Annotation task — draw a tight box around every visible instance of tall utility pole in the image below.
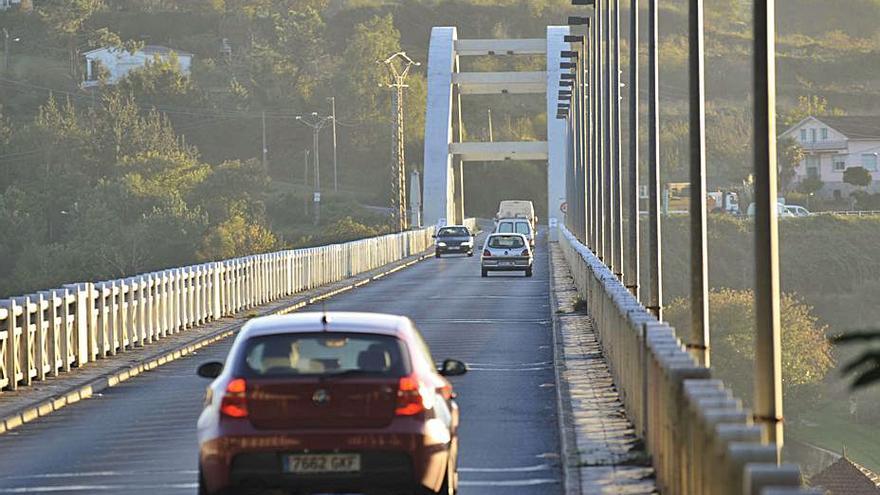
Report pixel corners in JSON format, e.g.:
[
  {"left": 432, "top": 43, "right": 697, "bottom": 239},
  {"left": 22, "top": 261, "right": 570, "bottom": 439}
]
[
  {"left": 380, "top": 52, "right": 420, "bottom": 232},
  {"left": 327, "top": 96, "right": 338, "bottom": 192},
  {"left": 303, "top": 149, "right": 310, "bottom": 213},
  {"left": 295, "top": 112, "right": 332, "bottom": 226},
  {"left": 3, "top": 28, "right": 9, "bottom": 73},
  {"left": 261, "top": 110, "right": 268, "bottom": 171}
]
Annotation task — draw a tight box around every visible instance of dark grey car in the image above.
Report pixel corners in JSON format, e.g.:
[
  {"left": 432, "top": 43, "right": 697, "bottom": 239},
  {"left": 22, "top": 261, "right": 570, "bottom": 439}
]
[{"left": 434, "top": 225, "right": 475, "bottom": 257}]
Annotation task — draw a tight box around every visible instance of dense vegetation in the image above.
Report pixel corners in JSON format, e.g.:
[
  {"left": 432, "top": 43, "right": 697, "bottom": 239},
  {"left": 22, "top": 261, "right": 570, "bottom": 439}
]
[{"left": 2, "top": 0, "right": 880, "bottom": 294}]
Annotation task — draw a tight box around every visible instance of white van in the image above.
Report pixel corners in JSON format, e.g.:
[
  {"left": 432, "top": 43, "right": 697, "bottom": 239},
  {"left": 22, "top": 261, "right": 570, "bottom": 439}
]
[
  {"left": 496, "top": 200, "right": 536, "bottom": 228},
  {"left": 495, "top": 218, "right": 535, "bottom": 248}
]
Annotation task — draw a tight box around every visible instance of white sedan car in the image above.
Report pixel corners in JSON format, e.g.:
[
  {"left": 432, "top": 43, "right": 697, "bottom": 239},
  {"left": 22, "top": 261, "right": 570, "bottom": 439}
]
[{"left": 480, "top": 233, "right": 533, "bottom": 277}]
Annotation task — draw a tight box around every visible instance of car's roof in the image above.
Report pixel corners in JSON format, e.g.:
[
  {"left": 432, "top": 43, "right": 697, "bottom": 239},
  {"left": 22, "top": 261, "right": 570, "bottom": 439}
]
[
  {"left": 439, "top": 224, "right": 468, "bottom": 228},
  {"left": 497, "top": 217, "right": 530, "bottom": 222},
  {"left": 240, "top": 312, "right": 413, "bottom": 339},
  {"left": 487, "top": 232, "right": 528, "bottom": 238}
]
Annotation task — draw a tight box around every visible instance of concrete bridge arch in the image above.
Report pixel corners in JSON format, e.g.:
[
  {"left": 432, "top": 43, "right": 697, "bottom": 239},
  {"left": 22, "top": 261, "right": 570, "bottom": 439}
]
[{"left": 421, "top": 26, "right": 571, "bottom": 239}]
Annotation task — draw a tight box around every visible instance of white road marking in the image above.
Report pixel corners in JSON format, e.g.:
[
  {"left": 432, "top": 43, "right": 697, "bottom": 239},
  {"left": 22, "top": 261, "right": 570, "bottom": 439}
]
[
  {"left": 464, "top": 361, "right": 552, "bottom": 367},
  {"left": 466, "top": 366, "right": 552, "bottom": 371},
  {"left": 0, "top": 471, "right": 197, "bottom": 480},
  {"left": 459, "top": 464, "right": 552, "bottom": 473},
  {"left": 0, "top": 484, "right": 197, "bottom": 493},
  {"left": 459, "top": 479, "right": 559, "bottom": 486}
]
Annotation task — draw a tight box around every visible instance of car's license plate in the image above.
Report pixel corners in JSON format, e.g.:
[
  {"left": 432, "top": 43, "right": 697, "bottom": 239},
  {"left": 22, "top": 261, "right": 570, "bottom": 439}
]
[
  {"left": 449, "top": 246, "right": 459, "bottom": 250},
  {"left": 501, "top": 261, "right": 514, "bottom": 266},
  {"left": 285, "top": 454, "right": 361, "bottom": 474}
]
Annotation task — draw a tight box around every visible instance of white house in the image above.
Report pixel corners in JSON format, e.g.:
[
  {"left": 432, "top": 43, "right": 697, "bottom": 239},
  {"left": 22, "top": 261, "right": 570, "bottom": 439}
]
[
  {"left": 780, "top": 115, "right": 880, "bottom": 199},
  {"left": 82, "top": 45, "right": 193, "bottom": 88}
]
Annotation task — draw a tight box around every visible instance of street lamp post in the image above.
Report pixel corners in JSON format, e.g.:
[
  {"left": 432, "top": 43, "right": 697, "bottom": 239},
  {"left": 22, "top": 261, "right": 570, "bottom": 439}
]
[{"left": 296, "top": 112, "right": 333, "bottom": 226}]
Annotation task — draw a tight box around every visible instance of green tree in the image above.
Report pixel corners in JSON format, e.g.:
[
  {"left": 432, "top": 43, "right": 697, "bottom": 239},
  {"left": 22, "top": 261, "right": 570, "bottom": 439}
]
[
  {"left": 666, "top": 289, "right": 835, "bottom": 411},
  {"left": 778, "top": 137, "right": 805, "bottom": 192},
  {"left": 197, "top": 213, "right": 277, "bottom": 260},
  {"left": 116, "top": 53, "right": 202, "bottom": 109},
  {"left": 799, "top": 176, "right": 824, "bottom": 195},
  {"left": 781, "top": 95, "right": 845, "bottom": 127},
  {"left": 36, "top": 0, "right": 137, "bottom": 81},
  {"left": 844, "top": 166, "right": 872, "bottom": 188}
]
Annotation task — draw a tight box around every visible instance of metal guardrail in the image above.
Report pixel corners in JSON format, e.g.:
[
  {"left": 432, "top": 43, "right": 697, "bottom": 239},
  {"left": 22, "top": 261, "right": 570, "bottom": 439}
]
[
  {"left": 558, "top": 225, "right": 815, "bottom": 495},
  {"left": 0, "top": 219, "right": 476, "bottom": 393}
]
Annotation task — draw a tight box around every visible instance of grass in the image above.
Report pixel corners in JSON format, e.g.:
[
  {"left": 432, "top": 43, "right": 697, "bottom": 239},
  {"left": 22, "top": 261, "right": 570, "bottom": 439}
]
[{"left": 788, "top": 399, "right": 880, "bottom": 473}]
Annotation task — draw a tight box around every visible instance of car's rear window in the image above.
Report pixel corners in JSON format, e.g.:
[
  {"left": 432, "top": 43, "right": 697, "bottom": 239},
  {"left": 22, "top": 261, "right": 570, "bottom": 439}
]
[
  {"left": 515, "top": 222, "right": 531, "bottom": 235},
  {"left": 237, "top": 333, "right": 411, "bottom": 377},
  {"left": 488, "top": 235, "right": 525, "bottom": 249},
  {"left": 497, "top": 222, "right": 514, "bottom": 233},
  {"left": 439, "top": 227, "right": 469, "bottom": 236}
]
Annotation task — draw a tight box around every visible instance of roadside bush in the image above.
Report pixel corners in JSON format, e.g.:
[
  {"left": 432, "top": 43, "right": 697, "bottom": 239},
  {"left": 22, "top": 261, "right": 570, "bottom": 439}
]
[{"left": 666, "top": 289, "right": 835, "bottom": 414}]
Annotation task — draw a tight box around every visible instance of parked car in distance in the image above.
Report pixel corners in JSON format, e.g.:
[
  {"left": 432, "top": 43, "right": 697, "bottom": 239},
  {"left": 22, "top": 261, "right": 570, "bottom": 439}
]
[
  {"left": 196, "top": 312, "right": 468, "bottom": 495},
  {"left": 746, "top": 202, "right": 806, "bottom": 218},
  {"left": 481, "top": 233, "right": 533, "bottom": 277},
  {"left": 495, "top": 218, "right": 535, "bottom": 248},
  {"left": 434, "top": 225, "right": 474, "bottom": 257},
  {"left": 496, "top": 200, "right": 536, "bottom": 229},
  {"left": 785, "top": 204, "right": 811, "bottom": 217}
]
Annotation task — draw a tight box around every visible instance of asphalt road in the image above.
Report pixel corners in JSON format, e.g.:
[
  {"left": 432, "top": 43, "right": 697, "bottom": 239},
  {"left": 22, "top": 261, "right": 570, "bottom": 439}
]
[{"left": 0, "top": 230, "right": 560, "bottom": 494}]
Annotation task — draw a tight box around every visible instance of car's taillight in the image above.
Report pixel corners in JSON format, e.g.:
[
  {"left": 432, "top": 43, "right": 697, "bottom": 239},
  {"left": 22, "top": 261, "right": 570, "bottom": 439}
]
[
  {"left": 395, "top": 376, "right": 425, "bottom": 416},
  {"left": 483, "top": 249, "right": 491, "bottom": 257},
  {"left": 521, "top": 249, "right": 530, "bottom": 256},
  {"left": 220, "top": 378, "right": 248, "bottom": 418}
]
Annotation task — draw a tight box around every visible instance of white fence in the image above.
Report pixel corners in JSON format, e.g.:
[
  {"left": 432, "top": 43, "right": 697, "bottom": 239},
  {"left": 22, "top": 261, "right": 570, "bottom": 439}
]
[
  {"left": 0, "top": 221, "right": 475, "bottom": 392},
  {"left": 557, "top": 225, "right": 818, "bottom": 495}
]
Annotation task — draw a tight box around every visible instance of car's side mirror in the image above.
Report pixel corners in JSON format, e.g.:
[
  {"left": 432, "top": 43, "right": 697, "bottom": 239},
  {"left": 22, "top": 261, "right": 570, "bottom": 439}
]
[
  {"left": 432, "top": 234, "right": 437, "bottom": 238},
  {"left": 439, "top": 359, "right": 468, "bottom": 377},
  {"left": 197, "top": 361, "right": 224, "bottom": 378}
]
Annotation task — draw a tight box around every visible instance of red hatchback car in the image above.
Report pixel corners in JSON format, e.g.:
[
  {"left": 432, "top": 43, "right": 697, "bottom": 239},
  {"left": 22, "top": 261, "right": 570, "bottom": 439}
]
[{"left": 196, "top": 312, "right": 467, "bottom": 495}]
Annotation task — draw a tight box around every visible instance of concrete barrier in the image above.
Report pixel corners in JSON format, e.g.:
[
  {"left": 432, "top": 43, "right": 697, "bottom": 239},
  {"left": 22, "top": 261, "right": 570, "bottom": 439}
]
[
  {"left": 557, "top": 224, "right": 813, "bottom": 495},
  {"left": 0, "top": 219, "right": 475, "bottom": 393}
]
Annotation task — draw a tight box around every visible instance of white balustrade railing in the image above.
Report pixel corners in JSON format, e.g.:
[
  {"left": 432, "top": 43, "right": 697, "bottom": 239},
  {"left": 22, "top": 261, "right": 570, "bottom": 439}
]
[
  {"left": 0, "top": 219, "right": 475, "bottom": 393},
  {"left": 557, "top": 225, "right": 813, "bottom": 495}
]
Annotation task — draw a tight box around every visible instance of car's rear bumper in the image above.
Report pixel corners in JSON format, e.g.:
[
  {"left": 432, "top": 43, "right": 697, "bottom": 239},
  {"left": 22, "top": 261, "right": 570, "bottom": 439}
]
[
  {"left": 200, "top": 420, "right": 450, "bottom": 494},
  {"left": 481, "top": 257, "right": 532, "bottom": 270},
  {"left": 436, "top": 245, "right": 472, "bottom": 253}
]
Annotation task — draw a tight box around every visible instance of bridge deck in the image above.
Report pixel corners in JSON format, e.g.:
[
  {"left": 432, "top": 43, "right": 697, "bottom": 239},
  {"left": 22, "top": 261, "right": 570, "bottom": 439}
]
[
  {"left": 0, "top": 229, "right": 562, "bottom": 494},
  {"left": 0, "top": 230, "right": 658, "bottom": 494}
]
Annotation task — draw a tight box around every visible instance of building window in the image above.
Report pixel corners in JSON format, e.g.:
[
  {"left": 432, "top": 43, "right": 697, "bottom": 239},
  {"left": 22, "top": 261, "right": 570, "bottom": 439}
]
[
  {"left": 862, "top": 153, "right": 878, "bottom": 172},
  {"left": 833, "top": 189, "right": 842, "bottom": 200},
  {"left": 833, "top": 156, "right": 847, "bottom": 171},
  {"left": 800, "top": 129, "right": 807, "bottom": 141},
  {"left": 806, "top": 155, "right": 820, "bottom": 178},
  {"left": 821, "top": 128, "right": 828, "bottom": 140},
  {"left": 810, "top": 129, "right": 817, "bottom": 142}
]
